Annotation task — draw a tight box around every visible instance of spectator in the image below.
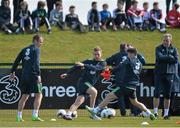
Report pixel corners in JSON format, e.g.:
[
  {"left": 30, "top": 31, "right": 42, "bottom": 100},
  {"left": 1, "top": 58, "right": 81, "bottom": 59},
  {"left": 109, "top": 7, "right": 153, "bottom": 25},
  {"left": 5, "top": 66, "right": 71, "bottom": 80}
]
[
  {"left": 100, "top": 4, "right": 112, "bottom": 31},
  {"left": 87, "top": 1, "right": 101, "bottom": 32},
  {"left": 46, "top": 0, "right": 62, "bottom": 18},
  {"left": 127, "top": 0, "right": 143, "bottom": 30},
  {"left": 0, "top": 0, "right": 16, "bottom": 34},
  {"left": 13, "top": 0, "right": 24, "bottom": 23},
  {"left": 150, "top": 2, "right": 166, "bottom": 32},
  {"left": 14, "top": 1, "right": 33, "bottom": 34},
  {"left": 49, "top": 2, "right": 64, "bottom": 29},
  {"left": 142, "top": 2, "right": 150, "bottom": 31},
  {"left": 32, "top": 0, "right": 51, "bottom": 34},
  {"left": 166, "top": 0, "right": 177, "bottom": 14},
  {"left": 166, "top": 3, "right": 180, "bottom": 28},
  {"left": 113, "top": 2, "right": 129, "bottom": 31},
  {"left": 65, "top": 6, "right": 86, "bottom": 33}
]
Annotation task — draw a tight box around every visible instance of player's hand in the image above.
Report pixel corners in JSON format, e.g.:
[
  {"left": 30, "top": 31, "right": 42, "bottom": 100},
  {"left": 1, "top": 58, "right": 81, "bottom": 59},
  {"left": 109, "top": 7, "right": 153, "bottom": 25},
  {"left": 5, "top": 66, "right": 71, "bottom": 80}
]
[
  {"left": 60, "top": 73, "right": 67, "bottom": 79},
  {"left": 75, "top": 62, "right": 84, "bottom": 67},
  {"left": 9, "top": 72, "right": 15, "bottom": 81},
  {"left": 37, "top": 76, "right": 42, "bottom": 84}
]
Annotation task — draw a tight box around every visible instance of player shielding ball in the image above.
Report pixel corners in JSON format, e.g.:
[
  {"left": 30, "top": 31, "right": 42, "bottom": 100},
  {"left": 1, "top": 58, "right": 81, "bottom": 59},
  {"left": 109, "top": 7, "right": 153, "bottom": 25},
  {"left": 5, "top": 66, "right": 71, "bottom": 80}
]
[
  {"left": 86, "top": 48, "right": 156, "bottom": 120},
  {"left": 9, "top": 34, "right": 44, "bottom": 122},
  {"left": 60, "top": 47, "right": 106, "bottom": 120}
]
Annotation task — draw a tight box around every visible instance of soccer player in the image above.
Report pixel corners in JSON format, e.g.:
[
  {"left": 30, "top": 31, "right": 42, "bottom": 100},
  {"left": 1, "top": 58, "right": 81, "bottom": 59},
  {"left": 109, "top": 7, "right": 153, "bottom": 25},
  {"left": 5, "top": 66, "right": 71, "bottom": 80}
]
[
  {"left": 9, "top": 34, "right": 44, "bottom": 122},
  {"left": 106, "top": 43, "right": 146, "bottom": 116},
  {"left": 60, "top": 47, "right": 106, "bottom": 120},
  {"left": 86, "top": 48, "right": 156, "bottom": 120},
  {"left": 153, "top": 34, "right": 179, "bottom": 119}
]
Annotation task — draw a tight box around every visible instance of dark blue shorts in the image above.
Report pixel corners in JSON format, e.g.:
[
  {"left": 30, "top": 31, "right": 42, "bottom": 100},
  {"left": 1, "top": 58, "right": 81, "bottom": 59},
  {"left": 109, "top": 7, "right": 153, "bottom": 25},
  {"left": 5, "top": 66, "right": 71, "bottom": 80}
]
[
  {"left": 154, "top": 74, "right": 174, "bottom": 99},
  {"left": 20, "top": 76, "right": 42, "bottom": 94}
]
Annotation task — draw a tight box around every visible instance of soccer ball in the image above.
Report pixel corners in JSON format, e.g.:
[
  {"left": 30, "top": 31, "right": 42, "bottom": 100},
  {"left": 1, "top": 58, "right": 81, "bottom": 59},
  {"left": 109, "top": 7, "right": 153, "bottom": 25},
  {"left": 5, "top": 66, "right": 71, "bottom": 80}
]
[
  {"left": 100, "top": 108, "right": 116, "bottom": 119},
  {"left": 71, "top": 111, "right": 78, "bottom": 118},
  {"left": 57, "top": 109, "right": 66, "bottom": 118}
]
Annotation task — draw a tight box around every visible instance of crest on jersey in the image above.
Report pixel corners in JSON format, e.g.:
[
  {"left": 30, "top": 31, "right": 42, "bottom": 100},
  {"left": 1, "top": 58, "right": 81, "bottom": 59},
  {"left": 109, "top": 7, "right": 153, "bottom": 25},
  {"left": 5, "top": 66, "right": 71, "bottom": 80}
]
[{"left": 0, "top": 75, "right": 21, "bottom": 104}]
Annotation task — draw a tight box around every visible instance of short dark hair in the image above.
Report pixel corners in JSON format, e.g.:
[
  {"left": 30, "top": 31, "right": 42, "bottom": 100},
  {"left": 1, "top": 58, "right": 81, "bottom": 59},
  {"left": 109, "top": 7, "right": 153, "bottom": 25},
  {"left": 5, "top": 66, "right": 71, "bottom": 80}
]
[
  {"left": 33, "top": 34, "right": 42, "bottom": 42},
  {"left": 92, "top": 1, "right": 97, "bottom": 6},
  {"left": 37, "top": 0, "right": 46, "bottom": 9},
  {"left": 102, "top": 3, "right": 108, "bottom": 8},
  {"left": 127, "top": 48, "right": 137, "bottom": 55},
  {"left": 55, "top": 2, "right": 62, "bottom": 7},
  {"left": 174, "top": 3, "right": 179, "bottom": 10},
  {"left": 153, "top": 2, "right": 159, "bottom": 6},
  {"left": 69, "top": 5, "right": 75, "bottom": 10},
  {"left": 120, "top": 43, "right": 127, "bottom": 51},
  {"left": 143, "top": 2, "right": 148, "bottom": 6}
]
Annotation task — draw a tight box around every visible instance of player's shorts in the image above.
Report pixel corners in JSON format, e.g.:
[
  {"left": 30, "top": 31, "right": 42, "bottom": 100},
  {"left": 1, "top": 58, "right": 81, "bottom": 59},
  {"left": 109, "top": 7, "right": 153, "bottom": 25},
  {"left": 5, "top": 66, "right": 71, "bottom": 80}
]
[
  {"left": 20, "top": 76, "right": 42, "bottom": 94},
  {"left": 112, "top": 86, "right": 137, "bottom": 99},
  {"left": 77, "top": 79, "right": 93, "bottom": 96},
  {"left": 154, "top": 74, "right": 174, "bottom": 99}
]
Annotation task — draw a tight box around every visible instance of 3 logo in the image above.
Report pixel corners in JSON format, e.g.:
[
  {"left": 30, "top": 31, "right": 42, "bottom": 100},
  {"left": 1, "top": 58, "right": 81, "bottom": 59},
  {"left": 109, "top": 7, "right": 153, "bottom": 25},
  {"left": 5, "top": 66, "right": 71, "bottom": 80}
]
[{"left": 0, "top": 75, "right": 21, "bottom": 104}]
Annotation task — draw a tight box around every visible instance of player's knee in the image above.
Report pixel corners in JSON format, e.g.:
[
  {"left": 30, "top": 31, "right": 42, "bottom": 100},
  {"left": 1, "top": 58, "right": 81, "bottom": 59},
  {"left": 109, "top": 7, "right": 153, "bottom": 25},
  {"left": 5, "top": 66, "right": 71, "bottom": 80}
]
[
  {"left": 90, "top": 88, "right": 97, "bottom": 97},
  {"left": 130, "top": 98, "right": 138, "bottom": 106}
]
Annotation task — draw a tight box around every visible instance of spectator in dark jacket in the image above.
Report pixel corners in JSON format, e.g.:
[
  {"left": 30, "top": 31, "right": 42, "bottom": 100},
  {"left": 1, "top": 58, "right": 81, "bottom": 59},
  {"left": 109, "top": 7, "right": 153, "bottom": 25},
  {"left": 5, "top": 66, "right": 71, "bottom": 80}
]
[
  {"left": 0, "top": 0, "right": 16, "bottom": 34},
  {"left": 32, "top": 0, "right": 51, "bottom": 34},
  {"left": 153, "top": 33, "right": 179, "bottom": 120},
  {"left": 65, "top": 6, "right": 85, "bottom": 33},
  {"left": 113, "top": 2, "right": 129, "bottom": 31},
  {"left": 117, "top": 0, "right": 132, "bottom": 12},
  {"left": 13, "top": 0, "right": 24, "bottom": 23},
  {"left": 87, "top": 1, "right": 101, "bottom": 32},
  {"left": 14, "top": 1, "right": 33, "bottom": 34}
]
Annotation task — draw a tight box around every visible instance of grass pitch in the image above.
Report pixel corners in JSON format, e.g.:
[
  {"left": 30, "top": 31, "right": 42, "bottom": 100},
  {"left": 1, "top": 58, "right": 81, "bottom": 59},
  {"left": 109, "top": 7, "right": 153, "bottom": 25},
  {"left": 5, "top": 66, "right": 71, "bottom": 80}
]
[
  {"left": 0, "top": 110, "right": 179, "bottom": 127},
  {"left": 0, "top": 28, "right": 179, "bottom": 63}
]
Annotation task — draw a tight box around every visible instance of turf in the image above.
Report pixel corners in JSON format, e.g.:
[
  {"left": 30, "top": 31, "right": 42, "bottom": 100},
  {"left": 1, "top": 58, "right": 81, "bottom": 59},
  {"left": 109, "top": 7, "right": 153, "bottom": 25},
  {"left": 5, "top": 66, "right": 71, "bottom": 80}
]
[
  {"left": 0, "top": 28, "right": 179, "bottom": 64},
  {"left": 0, "top": 110, "right": 179, "bottom": 127}
]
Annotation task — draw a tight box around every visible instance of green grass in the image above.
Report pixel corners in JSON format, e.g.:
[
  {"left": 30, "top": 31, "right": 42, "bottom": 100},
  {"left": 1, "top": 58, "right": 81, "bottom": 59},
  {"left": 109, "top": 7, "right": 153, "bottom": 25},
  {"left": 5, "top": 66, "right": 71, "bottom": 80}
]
[
  {"left": 0, "top": 28, "right": 180, "bottom": 63},
  {"left": 0, "top": 110, "right": 179, "bottom": 127}
]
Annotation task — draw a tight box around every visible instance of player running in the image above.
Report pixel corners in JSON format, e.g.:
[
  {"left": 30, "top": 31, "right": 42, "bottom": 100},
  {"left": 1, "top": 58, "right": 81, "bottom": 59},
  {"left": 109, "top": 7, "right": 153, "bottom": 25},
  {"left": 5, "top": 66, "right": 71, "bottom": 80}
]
[
  {"left": 9, "top": 34, "right": 44, "bottom": 122},
  {"left": 60, "top": 47, "right": 106, "bottom": 120},
  {"left": 86, "top": 48, "right": 156, "bottom": 120}
]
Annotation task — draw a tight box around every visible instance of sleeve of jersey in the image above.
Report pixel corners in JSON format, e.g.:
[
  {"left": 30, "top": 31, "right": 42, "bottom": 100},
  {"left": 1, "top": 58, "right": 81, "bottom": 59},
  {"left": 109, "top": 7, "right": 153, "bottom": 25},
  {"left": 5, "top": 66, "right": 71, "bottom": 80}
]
[
  {"left": 33, "top": 48, "right": 41, "bottom": 76},
  {"left": 11, "top": 50, "right": 23, "bottom": 73},
  {"left": 137, "top": 54, "right": 146, "bottom": 65},
  {"left": 66, "top": 60, "right": 88, "bottom": 76},
  {"left": 84, "top": 61, "right": 107, "bottom": 71},
  {"left": 111, "top": 63, "right": 123, "bottom": 73}
]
